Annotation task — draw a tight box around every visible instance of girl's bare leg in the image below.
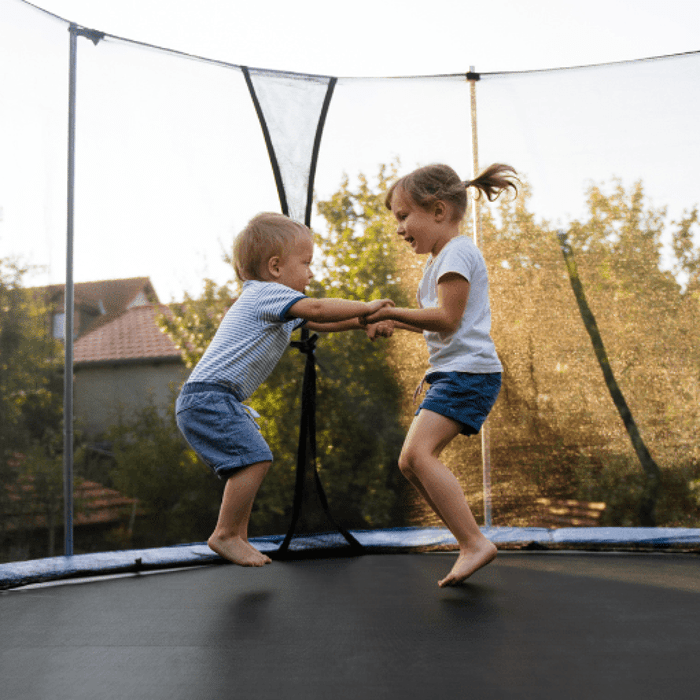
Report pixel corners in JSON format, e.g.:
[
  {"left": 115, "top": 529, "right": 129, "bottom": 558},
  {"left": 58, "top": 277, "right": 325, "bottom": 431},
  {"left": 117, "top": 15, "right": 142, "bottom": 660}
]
[
  {"left": 208, "top": 461, "right": 272, "bottom": 566},
  {"left": 400, "top": 410, "right": 497, "bottom": 587}
]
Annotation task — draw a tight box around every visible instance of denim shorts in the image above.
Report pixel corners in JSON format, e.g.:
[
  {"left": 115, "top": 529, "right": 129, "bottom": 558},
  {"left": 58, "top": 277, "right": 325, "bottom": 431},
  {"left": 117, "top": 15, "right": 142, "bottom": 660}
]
[
  {"left": 175, "top": 382, "right": 273, "bottom": 479},
  {"left": 417, "top": 371, "right": 502, "bottom": 435}
]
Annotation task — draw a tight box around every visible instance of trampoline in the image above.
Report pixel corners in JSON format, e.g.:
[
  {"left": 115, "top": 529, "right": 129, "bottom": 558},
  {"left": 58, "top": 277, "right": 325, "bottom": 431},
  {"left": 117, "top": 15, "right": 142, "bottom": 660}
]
[
  {"left": 2, "top": 6, "right": 700, "bottom": 698},
  {"left": 1, "top": 542, "right": 699, "bottom": 700},
  {"left": 2, "top": 529, "right": 700, "bottom": 700}
]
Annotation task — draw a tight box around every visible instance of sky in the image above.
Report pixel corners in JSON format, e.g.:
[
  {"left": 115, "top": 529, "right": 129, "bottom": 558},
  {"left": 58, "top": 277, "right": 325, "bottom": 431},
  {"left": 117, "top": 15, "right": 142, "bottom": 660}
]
[
  {"left": 2, "top": 0, "right": 700, "bottom": 301},
  {"left": 24, "top": 0, "right": 700, "bottom": 76}
]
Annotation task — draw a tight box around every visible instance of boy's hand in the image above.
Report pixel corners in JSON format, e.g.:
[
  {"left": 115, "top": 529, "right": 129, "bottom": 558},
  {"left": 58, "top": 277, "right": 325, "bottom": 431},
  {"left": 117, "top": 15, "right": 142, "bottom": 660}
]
[
  {"left": 365, "top": 320, "right": 394, "bottom": 341},
  {"left": 359, "top": 299, "right": 394, "bottom": 326}
]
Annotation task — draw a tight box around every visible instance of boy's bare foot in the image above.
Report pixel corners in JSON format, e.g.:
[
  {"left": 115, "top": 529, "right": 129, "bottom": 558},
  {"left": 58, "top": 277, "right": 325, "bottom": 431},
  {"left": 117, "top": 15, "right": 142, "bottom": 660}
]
[
  {"left": 208, "top": 534, "right": 271, "bottom": 567},
  {"left": 438, "top": 540, "right": 497, "bottom": 587}
]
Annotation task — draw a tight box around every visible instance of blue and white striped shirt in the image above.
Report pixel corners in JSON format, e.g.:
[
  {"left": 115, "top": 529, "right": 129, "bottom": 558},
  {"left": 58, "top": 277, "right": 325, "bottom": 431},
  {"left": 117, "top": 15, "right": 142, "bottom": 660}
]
[{"left": 186, "top": 280, "right": 306, "bottom": 400}]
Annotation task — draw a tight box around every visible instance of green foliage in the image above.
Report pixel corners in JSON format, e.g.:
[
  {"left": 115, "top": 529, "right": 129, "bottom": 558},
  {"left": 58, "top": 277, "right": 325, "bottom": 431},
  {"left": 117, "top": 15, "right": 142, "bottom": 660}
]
[
  {"left": 108, "top": 401, "right": 222, "bottom": 546},
  {"left": 315, "top": 164, "right": 409, "bottom": 307},
  {"left": 479, "top": 176, "right": 700, "bottom": 525},
  {"left": 1, "top": 258, "right": 65, "bottom": 557},
  {"left": 574, "top": 454, "right": 700, "bottom": 527},
  {"left": 0, "top": 259, "right": 63, "bottom": 453},
  {"left": 157, "top": 278, "right": 235, "bottom": 369},
  {"left": 672, "top": 206, "right": 700, "bottom": 287}
]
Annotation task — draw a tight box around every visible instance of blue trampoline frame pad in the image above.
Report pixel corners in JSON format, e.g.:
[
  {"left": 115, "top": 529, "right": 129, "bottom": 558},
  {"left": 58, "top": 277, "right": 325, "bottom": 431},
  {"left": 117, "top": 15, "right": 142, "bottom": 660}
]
[{"left": 2, "top": 526, "right": 700, "bottom": 590}]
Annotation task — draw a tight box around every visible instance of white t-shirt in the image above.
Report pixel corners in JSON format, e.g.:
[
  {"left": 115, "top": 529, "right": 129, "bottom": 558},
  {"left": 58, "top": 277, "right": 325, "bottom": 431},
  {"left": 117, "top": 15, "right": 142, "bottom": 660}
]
[
  {"left": 418, "top": 235, "right": 502, "bottom": 374},
  {"left": 186, "top": 280, "right": 306, "bottom": 400}
]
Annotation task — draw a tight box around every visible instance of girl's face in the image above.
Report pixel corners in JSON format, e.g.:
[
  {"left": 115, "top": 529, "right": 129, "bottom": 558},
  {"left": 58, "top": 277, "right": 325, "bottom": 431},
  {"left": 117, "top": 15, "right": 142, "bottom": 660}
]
[{"left": 390, "top": 186, "right": 449, "bottom": 256}]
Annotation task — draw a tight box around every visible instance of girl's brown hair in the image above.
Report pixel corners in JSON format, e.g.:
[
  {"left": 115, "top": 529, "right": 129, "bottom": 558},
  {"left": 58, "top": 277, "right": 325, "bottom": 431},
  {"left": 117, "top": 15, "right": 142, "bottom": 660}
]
[
  {"left": 233, "top": 212, "right": 311, "bottom": 282},
  {"left": 385, "top": 163, "right": 519, "bottom": 221}
]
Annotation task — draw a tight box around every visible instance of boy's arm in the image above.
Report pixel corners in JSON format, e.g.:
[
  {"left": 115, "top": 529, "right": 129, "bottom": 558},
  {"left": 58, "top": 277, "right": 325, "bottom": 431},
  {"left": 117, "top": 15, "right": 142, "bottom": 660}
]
[
  {"left": 305, "top": 318, "right": 363, "bottom": 332},
  {"left": 302, "top": 320, "right": 394, "bottom": 341},
  {"left": 288, "top": 297, "right": 393, "bottom": 324}
]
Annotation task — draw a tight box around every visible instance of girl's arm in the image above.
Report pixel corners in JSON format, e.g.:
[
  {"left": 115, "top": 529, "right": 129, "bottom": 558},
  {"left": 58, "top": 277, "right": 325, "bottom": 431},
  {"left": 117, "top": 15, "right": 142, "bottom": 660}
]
[
  {"left": 392, "top": 321, "right": 425, "bottom": 334},
  {"left": 363, "top": 273, "right": 469, "bottom": 334}
]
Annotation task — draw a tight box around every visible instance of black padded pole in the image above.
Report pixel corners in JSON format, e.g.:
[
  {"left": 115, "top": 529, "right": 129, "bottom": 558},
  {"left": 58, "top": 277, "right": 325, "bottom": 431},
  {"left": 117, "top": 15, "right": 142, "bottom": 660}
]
[{"left": 276, "top": 332, "right": 363, "bottom": 556}]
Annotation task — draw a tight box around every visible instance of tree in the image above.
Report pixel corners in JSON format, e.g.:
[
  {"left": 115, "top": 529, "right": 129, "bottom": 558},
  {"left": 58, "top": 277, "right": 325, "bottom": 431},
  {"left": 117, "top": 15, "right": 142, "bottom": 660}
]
[
  {"left": 0, "top": 258, "right": 65, "bottom": 559},
  {"left": 107, "top": 400, "right": 223, "bottom": 547},
  {"left": 482, "top": 177, "right": 699, "bottom": 525},
  {"left": 557, "top": 229, "right": 661, "bottom": 525}
]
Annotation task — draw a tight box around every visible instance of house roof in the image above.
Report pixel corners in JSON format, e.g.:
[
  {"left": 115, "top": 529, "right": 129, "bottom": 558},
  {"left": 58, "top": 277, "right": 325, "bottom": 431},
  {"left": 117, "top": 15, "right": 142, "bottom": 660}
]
[
  {"left": 6, "top": 478, "right": 139, "bottom": 530},
  {"left": 34, "top": 277, "right": 159, "bottom": 336},
  {"left": 74, "top": 304, "right": 182, "bottom": 365}
]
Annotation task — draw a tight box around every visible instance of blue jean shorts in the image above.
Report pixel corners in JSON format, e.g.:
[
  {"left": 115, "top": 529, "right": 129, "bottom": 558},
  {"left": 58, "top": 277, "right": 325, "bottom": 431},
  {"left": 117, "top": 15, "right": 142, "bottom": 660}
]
[
  {"left": 175, "top": 382, "right": 273, "bottom": 479},
  {"left": 417, "top": 371, "right": 502, "bottom": 435}
]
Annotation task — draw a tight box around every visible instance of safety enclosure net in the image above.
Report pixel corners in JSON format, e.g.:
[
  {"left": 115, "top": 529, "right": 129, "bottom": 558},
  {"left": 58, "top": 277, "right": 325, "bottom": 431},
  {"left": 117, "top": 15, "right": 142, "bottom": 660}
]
[{"left": 1, "top": 0, "right": 699, "bottom": 563}]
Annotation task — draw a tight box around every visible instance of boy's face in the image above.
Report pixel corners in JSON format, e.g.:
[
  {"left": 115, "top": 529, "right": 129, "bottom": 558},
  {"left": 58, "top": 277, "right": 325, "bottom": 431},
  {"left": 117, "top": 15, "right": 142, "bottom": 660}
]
[{"left": 274, "top": 233, "right": 314, "bottom": 293}]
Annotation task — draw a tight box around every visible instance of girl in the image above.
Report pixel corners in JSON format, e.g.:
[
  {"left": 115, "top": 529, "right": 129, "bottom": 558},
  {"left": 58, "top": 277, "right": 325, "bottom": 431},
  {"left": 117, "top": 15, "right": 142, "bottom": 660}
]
[{"left": 363, "top": 163, "right": 518, "bottom": 587}]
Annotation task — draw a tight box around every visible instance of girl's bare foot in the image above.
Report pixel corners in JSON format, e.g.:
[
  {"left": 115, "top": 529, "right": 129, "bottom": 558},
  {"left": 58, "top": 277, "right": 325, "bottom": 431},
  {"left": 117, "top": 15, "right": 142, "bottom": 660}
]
[
  {"left": 438, "top": 540, "right": 497, "bottom": 587},
  {"left": 208, "top": 534, "right": 271, "bottom": 567}
]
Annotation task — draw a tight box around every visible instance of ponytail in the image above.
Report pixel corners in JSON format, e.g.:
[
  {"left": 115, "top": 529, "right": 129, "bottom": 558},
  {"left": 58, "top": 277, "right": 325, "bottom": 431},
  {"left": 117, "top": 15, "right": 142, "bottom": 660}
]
[
  {"left": 464, "top": 163, "right": 519, "bottom": 202},
  {"left": 386, "top": 162, "right": 518, "bottom": 221}
]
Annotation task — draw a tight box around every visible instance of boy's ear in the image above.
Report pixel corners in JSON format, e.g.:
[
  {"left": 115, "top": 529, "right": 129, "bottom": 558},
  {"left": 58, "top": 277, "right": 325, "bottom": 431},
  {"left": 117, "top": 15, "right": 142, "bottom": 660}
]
[{"left": 266, "top": 256, "right": 282, "bottom": 280}]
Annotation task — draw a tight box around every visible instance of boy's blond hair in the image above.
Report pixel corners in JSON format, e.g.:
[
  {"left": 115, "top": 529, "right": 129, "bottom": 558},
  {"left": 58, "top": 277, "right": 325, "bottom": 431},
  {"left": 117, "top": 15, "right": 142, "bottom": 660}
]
[{"left": 233, "top": 212, "right": 311, "bottom": 282}]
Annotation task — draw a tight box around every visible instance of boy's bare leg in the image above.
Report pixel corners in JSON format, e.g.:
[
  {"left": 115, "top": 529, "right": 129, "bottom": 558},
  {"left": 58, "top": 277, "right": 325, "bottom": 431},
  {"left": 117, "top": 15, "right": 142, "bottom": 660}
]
[
  {"left": 208, "top": 461, "right": 272, "bottom": 566},
  {"left": 400, "top": 410, "right": 497, "bottom": 587}
]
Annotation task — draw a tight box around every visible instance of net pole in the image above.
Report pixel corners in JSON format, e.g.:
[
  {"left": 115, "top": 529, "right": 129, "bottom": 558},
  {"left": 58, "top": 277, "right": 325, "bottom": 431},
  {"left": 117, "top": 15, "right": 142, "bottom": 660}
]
[
  {"left": 63, "top": 25, "right": 79, "bottom": 557},
  {"left": 468, "top": 66, "right": 493, "bottom": 528}
]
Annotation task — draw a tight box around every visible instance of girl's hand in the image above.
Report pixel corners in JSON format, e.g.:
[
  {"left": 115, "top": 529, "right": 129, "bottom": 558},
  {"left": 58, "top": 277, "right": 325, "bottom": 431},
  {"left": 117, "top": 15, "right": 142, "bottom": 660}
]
[
  {"left": 365, "top": 320, "right": 394, "bottom": 340},
  {"left": 362, "top": 303, "right": 394, "bottom": 325},
  {"left": 359, "top": 299, "right": 394, "bottom": 326},
  {"left": 366, "top": 298, "right": 394, "bottom": 315}
]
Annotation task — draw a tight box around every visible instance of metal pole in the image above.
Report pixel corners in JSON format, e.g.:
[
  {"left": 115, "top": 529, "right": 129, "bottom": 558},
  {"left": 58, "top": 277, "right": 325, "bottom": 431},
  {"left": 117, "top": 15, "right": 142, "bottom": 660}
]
[
  {"left": 64, "top": 25, "right": 78, "bottom": 557},
  {"left": 468, "top": 66, "right": 493, "bottom": 528}
]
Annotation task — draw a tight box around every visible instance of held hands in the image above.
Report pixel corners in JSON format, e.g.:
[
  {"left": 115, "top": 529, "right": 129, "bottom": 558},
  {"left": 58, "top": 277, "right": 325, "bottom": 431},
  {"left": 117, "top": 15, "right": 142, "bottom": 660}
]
[
  {"left": 359, "top": 299, "right": 394, "bottom": 341},
  {"left": 358, "top": 298, "right": 394, "bottom": 327},
  {"left": 365, "top": 320, "right": 394, "bottom": 341},
  {"left": 361, "top": 300, "right": 394, "bottom": 326}
]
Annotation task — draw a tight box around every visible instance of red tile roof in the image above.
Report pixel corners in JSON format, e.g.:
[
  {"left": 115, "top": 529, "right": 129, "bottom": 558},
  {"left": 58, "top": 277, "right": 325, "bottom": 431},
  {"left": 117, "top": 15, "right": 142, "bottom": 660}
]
[
  {"left": 32, "top": 277, "right": 158, "bottom": 337},
  {"left": 74, "top": 304, "right": 182, "bottom": 365},
  {"left": 6, "top": 478, "right": 140, "bottom": 529}
]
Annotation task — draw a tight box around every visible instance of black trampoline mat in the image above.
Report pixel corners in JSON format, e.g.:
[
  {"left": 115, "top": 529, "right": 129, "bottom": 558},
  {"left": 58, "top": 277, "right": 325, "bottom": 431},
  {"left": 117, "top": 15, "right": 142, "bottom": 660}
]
[{"left": 2, "top": 551, "right": 699, "bottom": 700}]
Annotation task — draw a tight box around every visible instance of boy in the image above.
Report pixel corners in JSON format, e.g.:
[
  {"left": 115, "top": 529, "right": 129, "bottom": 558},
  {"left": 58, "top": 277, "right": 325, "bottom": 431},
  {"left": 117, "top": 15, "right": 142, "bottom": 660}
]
[{"left": 176, "top": 212, "right": 393, "bottom": 567}]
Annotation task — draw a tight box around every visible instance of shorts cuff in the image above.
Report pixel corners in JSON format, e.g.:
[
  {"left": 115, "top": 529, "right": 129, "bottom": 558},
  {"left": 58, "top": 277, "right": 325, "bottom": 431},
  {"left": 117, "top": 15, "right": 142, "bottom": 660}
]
[
  {"left": 214, "top": 452, "right": 274, "bottom": 479},
  {"left": 417, "top": 402, "right": 480, "bottom": 435}
]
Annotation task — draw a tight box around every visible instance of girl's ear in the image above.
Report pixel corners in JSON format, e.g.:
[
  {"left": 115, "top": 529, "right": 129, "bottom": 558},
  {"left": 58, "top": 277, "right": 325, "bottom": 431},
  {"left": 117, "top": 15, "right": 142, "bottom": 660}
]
[{"left": 433, "top": 200, "right": 448, "bottom": 222}]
